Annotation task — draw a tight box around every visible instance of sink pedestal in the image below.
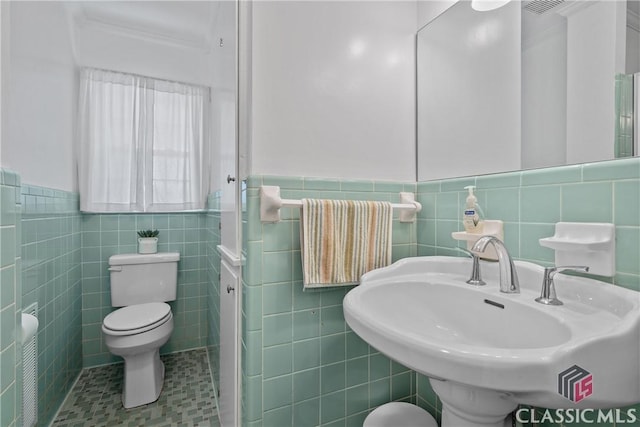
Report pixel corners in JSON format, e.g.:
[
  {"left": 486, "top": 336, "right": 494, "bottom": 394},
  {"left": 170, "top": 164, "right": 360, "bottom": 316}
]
[{"left": 430, "top": 379, "right": 517, "bottom": 427}]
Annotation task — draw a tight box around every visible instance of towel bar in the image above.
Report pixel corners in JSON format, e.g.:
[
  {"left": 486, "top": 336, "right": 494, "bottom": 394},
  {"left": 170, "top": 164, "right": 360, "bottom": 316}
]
[{"left": 259, "top": 185, "right": 422, "bottom": 223}]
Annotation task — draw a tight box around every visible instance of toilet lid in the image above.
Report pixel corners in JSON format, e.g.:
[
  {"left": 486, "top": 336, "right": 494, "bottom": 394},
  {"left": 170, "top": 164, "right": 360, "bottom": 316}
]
[{"left": 103, "top": 302, "right": 171, "bottom": 331}]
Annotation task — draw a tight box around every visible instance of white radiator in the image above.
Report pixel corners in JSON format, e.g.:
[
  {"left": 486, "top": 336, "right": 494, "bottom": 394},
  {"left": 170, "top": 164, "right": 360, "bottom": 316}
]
[{"left": 22, "top": 303, "right": 38, "bottom": 427}]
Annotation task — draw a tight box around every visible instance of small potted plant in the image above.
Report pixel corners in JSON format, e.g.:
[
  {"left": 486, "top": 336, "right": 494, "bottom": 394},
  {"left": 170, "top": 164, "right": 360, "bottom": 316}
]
[{"left": 137, "top": 229, "right": 159, "bottom": 254}]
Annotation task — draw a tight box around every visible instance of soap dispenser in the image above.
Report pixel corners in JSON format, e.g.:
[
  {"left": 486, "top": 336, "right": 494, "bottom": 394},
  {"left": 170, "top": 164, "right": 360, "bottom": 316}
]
[{"left": 463, "top": 186, "right": 483, "bottom": 234}]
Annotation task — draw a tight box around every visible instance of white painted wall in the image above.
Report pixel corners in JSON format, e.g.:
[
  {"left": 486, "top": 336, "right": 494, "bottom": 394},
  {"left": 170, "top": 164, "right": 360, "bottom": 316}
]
[
  {"left": 3, "top": 2, "right": 228, "bottom": 194},
  {"left": 627, "top": 4, "right": 640, "bottom": 74},
  {"left": 210, "top": 1, "right": 237, "bottom": 194},
  {"left": 248, "top": 1, "right": 416, "bottom": 182},
  {"left": 238, "top": 1, "right": 252, "bottom": 182},
  {"left": 521, "top": 12, "right": 567, "bottom": 169},
  {"left": 565, "top": 1, "right": 627, "bottom": 164},
  {"left": 417, "top": 0, "right": 457, "bottom": 30},
  {"left": 3, "top": 2, "right": 77, "bottom": 191},
  {"left": 71, "top": 13, "right": 215, "bottom": 88},
  {"left": 417, "top": 0, "right": 521, "bottom": 180},
  {"left": 629, "top": 26, "right": 640, "bottom": 74},
  {"left": 208, "top": 1, "right": 239, "bottom": 255},
  {"left": 0, "top": 3, "right": 7, "bottom": 167}
]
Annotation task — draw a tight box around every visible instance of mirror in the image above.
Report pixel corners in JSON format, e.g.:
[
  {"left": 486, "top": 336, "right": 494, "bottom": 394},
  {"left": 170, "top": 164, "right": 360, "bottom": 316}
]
[
  {"left": 4, "top": 0, "right": 236, "bottom": 196},
  {"left": 417, "top": 0, "right": 640, "bottom": 181},
  {"left": 3, "top": 0, "right": 236, "bottom": 423}
]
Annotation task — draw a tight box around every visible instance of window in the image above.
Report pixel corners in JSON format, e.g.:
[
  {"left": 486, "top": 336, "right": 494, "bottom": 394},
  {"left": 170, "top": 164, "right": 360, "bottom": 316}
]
[{"left": 77, "top": 68, "right": 209, "bottom": 212}]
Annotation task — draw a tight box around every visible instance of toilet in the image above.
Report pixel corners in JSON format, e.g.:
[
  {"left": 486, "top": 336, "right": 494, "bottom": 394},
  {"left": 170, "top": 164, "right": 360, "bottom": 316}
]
[
  {"left": 363, "top": 402, "right": 438, "bottom": 427},
  {"left": 102, "top": 252, "right": 180, "bottom": 409}
]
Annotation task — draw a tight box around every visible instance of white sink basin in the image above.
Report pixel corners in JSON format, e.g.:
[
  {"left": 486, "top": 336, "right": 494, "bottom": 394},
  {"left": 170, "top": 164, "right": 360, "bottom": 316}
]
[
  {"left": 357, "top": 280, "right": 573, "bottom": 350},
  {"left": 343, "top": 256, "right": 640, "bottom": 426}
]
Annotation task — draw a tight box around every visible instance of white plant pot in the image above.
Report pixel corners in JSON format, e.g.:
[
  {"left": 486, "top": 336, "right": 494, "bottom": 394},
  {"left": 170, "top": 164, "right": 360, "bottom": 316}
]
[{"left": 138, "top": 237, "right": 158, "bottom": 254}]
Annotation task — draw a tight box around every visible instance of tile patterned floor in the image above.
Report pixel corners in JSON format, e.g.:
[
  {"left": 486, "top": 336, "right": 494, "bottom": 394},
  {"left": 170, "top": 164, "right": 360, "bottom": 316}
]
[{"left": 52, "top": 349, "right": 220, "bottom": 427}]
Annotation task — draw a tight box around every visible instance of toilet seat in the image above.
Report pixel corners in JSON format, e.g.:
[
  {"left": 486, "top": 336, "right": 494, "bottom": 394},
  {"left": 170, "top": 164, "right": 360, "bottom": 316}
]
[{"left": 103, "top": 302, "right": 172, "bottom": 336}]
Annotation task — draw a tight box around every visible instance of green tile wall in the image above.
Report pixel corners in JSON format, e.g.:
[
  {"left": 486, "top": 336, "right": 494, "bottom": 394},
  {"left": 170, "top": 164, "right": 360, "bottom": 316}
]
[
  {"left": 615, "top": 73, "right": 634, "bottom": 158},
  {"left": 241, "top": 175, "right": 418, "bottom": 427},
  {"left": 21, "top": 185, "right": 82, "bottom": 426},
  {"left": 2, "top": 169, "right": 217, "bottom": 425},
  {"left": 80, "top": 211, "right": 210, "bottom": 367},
  {"left": 0, "top": 169, "right": 22, "bottom": 427},
  {"left": 416, "top": 157, "right": 640, "bottom": 425},
  {"left": 4, "top": 158, "right": 638, "bottom": 426}
]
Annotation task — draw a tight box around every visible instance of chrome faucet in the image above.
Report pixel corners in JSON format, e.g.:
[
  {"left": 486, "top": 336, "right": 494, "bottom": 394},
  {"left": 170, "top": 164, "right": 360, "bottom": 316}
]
[
  {"left": 471, "top": 236, "right": 520, "bottom": 293},
  {"left": 535, "top": 265, "right": 589, "bottom": 305},
  {"left": 457, "top": 248, "right": 486, "bottom": 286}
]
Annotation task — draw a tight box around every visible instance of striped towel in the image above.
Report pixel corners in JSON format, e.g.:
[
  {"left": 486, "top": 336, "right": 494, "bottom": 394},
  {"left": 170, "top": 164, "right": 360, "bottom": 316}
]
[{"left": 300, "top": 199, "right": 393, "bottom": 288}]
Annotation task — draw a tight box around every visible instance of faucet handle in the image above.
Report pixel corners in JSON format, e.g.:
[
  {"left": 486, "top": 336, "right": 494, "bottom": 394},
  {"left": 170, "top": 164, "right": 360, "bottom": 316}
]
[
  {"left": 456, "top": 248, "right": 486, "bottom": 286},
  {"left": 536, "top": 265, "right": 590, "bottom": 305},
  {"left": 545, "top": 265, "right": 590, "bottom": 279}
]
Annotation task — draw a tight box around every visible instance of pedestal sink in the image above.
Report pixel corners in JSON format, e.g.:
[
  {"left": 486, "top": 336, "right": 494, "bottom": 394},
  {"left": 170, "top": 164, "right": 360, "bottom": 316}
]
[{"left": 343, "top": 256, "right": 640, "bottom": 427}]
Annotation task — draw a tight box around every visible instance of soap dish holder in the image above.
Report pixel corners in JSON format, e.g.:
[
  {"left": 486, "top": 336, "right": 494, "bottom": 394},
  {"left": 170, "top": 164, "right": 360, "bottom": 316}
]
[
  {"left": 452, "top": 219, "right": 504, "bottom": 261},
  {"left": 539, "top": 222, "right": 615, "bottom": 277}
]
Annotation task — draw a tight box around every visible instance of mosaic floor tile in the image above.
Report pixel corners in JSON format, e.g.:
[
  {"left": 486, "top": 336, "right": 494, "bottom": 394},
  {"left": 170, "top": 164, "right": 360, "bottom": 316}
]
[{"left": 52, "top": 349, "right": 220, "bottom": 427}]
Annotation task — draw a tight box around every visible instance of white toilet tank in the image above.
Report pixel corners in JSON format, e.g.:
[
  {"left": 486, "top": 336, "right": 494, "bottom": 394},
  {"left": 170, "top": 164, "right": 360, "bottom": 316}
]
[{"left": 109, "top": 252, "right": 180, "bottom": 307}]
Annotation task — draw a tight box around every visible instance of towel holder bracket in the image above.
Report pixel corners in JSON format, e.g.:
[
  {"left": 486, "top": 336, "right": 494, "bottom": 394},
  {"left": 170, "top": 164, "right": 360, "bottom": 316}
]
[
  {"left": 259, "top": 185, "right": 422, "bottom": 223},
  {"left": 260, "top": 185, "right": 284, "bottom": 223},
  {"left": 398, "top": 192, "right": 421, "bottom": 223}
]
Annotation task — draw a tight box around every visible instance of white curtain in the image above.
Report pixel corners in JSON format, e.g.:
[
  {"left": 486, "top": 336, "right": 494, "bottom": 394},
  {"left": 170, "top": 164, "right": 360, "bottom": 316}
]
[{"left": 77, "top": 68, "right": 209, "bottom": 212}]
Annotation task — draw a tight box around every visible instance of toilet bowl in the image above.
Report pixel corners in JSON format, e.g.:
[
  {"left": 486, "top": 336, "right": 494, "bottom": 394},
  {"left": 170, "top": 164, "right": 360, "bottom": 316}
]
[{"left": 102, "top": 302, "right": 174, "bottom": 408}]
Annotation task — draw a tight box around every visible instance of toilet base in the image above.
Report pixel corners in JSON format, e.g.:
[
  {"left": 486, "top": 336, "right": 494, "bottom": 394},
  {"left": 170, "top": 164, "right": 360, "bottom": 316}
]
[
  {"left": 363, "top": 402, "right": 438, "bottom": 427},
  {"left": 122, "top": 348, "right": 165, "bottom": 409},
  {"left": 103, "top": 310, "right": 173, "bottom": 409}
]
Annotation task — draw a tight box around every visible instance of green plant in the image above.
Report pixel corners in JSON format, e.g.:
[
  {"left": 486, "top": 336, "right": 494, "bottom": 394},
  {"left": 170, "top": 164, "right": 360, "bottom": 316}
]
[{"left": 137, "top": 229, "right": 159, "bottom": 238}]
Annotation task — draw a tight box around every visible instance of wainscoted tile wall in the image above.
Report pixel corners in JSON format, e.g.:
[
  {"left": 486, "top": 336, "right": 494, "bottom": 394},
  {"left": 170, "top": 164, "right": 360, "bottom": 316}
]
[
  {"left": 0, "top": 169, "right": 23, "bottom": 427},
  {"left": 3, "top": 158, "right": 639, "bottom": 427},
  {"left": 415, "top": 157, "right": 640, "bottom": 424},
  {"left": 1, "top": 169, "right": 217, "bottom": 425},
  {"left": 416, "top": 157, "right": 640, "bottom": 288},
  {"left": 241, "top": 175, "right": 418, "bottom": 427},
  {"left": 80, "top": 212, "right": 210, "bottom": 367},
  {"left": 20, "top": 185, "right": 82, "bottom": 425}
]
